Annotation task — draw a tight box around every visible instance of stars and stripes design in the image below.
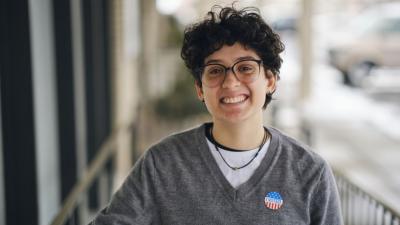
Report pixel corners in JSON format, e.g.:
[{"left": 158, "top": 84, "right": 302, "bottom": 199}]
[{"left": 264, "top": 191, "right": 283, "bottom": 210}]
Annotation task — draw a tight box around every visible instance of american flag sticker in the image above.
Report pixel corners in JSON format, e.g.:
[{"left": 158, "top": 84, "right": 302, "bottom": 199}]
[{"left": 264, "top": 192, "right": 283, "bottom": 210}]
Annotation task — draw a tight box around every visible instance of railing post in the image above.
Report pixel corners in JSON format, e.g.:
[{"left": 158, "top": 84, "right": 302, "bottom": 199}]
[{"left": 334, "top": 171, "right": 400, "bottom": 225}]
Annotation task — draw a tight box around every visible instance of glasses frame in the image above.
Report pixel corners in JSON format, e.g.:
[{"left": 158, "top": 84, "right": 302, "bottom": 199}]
[{"left": 199, "top": 59, "right": 263, "bottom": 88}]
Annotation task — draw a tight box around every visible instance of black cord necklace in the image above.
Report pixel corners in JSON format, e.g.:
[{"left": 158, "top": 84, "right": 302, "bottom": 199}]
[{"left": 210, "top": 127, "right": 268, "bottom": 171}]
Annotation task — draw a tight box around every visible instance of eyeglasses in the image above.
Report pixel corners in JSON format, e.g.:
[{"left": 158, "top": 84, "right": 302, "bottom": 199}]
[{"left": 200, "top": 59, "right": 263, "bottom": 88}]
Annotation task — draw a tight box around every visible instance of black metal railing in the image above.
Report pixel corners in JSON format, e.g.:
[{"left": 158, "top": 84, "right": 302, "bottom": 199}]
[{"left": 335, "top": 171, "right": 400, "bottom": 225}]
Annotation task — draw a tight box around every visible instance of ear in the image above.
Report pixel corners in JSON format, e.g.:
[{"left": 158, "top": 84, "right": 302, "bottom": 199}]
[
  {"left": 265, "top": 70, "right": 277, "bottom": 93},
  {"left": 194, "top": 81, "right": 204, "bottom": 100}
]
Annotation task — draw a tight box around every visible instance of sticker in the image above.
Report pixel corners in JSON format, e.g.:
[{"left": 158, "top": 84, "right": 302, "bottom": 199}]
[{"left": 264, "top": 191, "right": 283, "bottom": 210}]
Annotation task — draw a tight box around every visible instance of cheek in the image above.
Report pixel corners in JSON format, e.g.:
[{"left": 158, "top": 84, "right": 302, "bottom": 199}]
[
  {"left": 202, "top": 89, "right": 217, "bottom": 109},
  {"left": 251, "top": 81, "right": 268, "bottom": 94},
  {"left": 202, "top": 87, "right": 217, "bottom": 100},
  {"left": 249, "top": 84, "right": 269, "bottom": 105},
  {"left": 207, "top": 94, "right": 219, "bottom": 105}
]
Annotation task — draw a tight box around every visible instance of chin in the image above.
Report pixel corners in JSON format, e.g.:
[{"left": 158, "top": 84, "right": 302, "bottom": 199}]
[{"left": 215, "top": 111, "right": 253, "bottom": 124}]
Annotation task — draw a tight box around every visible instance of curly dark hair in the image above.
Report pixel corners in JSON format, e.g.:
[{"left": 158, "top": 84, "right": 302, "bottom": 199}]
[{"left": 181, "top": 5, "right": 285, "bottom": 108}]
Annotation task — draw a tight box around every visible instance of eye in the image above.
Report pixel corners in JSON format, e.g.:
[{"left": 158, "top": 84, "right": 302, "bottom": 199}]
[
  {"left": 205, "top": 66, "right": 224, "bottom": 77},
  {"left": 237, "top": 64, "right": 255, "bottom": 74},
  {"left": 210, "top": 68, "right": 223, "bottom": 74},
  {"left": 235, "top": 60, "right": 260, "bottom": 75}
]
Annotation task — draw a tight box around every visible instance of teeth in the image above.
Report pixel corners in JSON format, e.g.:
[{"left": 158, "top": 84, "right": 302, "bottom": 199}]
[{"left": 222, "top": 95, "right": 246, "bottom": 104}]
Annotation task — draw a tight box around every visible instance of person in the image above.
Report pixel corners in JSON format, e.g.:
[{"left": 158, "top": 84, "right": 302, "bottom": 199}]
[{"left": 89, "top": 5, "right": 343, "bottom": 225}]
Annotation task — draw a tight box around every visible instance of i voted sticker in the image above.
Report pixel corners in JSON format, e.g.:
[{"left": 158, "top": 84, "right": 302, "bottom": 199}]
[{"left": 264, "top": 191, "right": 283, "bottom": 210}]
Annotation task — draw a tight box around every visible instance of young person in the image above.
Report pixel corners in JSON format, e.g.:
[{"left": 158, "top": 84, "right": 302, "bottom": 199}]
[{"left": 89, "top": 5, "right": 343, "bottom": 225}]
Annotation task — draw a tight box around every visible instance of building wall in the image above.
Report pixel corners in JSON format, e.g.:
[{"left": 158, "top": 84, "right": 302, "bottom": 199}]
[
  {"left": 28, "top": 0, "right": 61, "bottom": 224},
  {"left": 0, "top": 0, "right": 136, "bottom": 224}
]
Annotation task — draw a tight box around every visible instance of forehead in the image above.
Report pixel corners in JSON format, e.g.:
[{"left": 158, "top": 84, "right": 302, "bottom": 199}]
[{"left": 204, "top": 43, "right": 260, "bottom": 64}]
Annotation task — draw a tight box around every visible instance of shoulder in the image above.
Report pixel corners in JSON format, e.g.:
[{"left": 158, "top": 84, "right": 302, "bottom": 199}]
[
  {"left": 146, "top": 123, "right": 206, "bottom": 158},
  {"left": 268, "top": 127, "right": 330, "bottom": 177},
  {"left": 151, "top": 124, "right": 204, "bottom": 149}
]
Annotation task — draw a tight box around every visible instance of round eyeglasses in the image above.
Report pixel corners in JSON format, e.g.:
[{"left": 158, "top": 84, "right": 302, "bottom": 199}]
[{"left": 200, "top": 59, "right": 263, "bottom": 88}]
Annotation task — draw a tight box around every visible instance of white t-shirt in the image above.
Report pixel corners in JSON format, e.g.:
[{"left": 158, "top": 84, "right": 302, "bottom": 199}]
[{"left": 206, "top": 136, "right": 270, "bottom": 189}]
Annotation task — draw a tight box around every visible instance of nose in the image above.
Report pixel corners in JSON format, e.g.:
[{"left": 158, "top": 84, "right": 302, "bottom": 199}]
[{"left": 221, "top": 69, "right": 241, "bottom": 88}]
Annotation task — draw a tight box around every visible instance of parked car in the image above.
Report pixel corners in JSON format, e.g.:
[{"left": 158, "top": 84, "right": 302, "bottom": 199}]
[
  {"left": 328, "top": 3, "right": 400, "bottom": 86},
  {"left": 271, "top": 16, "right": 298, "bottom": 33}
]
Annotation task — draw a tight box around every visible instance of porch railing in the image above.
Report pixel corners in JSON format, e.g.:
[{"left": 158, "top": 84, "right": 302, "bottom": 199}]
[
  {"left": 50, "top": 124, "right": 131, "bottom": 225},
  {"left": 335, "top": 171, "right": 400, "bottom": 225}
]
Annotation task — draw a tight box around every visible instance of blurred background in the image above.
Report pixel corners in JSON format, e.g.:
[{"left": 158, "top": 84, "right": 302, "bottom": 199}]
[{"left": 1, "top": 0, "right": 400, "bottom": 224}]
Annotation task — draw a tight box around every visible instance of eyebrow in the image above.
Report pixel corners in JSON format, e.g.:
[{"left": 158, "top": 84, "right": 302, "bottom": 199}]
[{"left": 204, "top": 56, "right": 259, "bottom": 65}]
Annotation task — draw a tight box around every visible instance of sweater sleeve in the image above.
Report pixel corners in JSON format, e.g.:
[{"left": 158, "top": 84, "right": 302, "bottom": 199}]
[
  {"left": 88, "top": 149, "right": 159, "bottom": 225},
  {"left": 309, "top": 161, "right": 344, "bottom": 225}
]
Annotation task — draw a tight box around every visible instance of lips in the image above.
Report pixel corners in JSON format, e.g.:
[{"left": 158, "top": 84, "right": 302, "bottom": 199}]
[{"left": 220, "top": 94, "right": 248, "bottom": 104}]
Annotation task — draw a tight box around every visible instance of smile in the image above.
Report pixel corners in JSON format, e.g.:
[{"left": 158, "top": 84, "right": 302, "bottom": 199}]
[{"left": 221, "top": 95, "right": 248, "bottom": 104}]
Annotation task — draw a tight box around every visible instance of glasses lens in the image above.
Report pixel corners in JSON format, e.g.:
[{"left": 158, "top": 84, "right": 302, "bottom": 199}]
[
  {"left": 233, "top": 60, "right": 260, "bottom": 82},
  {"left": 201, "top": 60, "right": 261, "bottom": 87},
  {"left": 202, "top": 65, "right": 225, "bottom": 87}
]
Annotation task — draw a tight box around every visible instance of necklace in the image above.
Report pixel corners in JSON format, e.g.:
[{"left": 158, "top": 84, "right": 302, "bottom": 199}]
[{"left": 210, "top": 127, "right": 268, "bottom": 171}]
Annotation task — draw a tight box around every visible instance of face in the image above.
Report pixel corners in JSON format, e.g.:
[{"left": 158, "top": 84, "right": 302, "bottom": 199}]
[{"left": 195, "top": 42, "right": 276, "bottom": 126}]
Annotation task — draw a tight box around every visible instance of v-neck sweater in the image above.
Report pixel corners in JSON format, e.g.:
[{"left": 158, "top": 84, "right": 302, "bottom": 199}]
[{"left": 90, "top": 123, "right": 343, "bottom": 225}]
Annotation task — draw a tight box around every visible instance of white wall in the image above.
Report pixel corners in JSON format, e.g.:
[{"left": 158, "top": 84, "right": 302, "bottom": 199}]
[{"left": 28, "top": 0, "right": 61, "bottom": 224}]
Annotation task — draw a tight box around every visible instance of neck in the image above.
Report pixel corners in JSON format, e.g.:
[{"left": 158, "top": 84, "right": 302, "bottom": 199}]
[{"left": 211, "top": 121, "right": 266, "bottom": 150}]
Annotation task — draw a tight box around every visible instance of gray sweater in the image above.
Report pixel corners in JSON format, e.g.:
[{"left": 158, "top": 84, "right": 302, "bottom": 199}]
[{"left": 90, "top": 123, "right": 343, "bottom": 225}]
